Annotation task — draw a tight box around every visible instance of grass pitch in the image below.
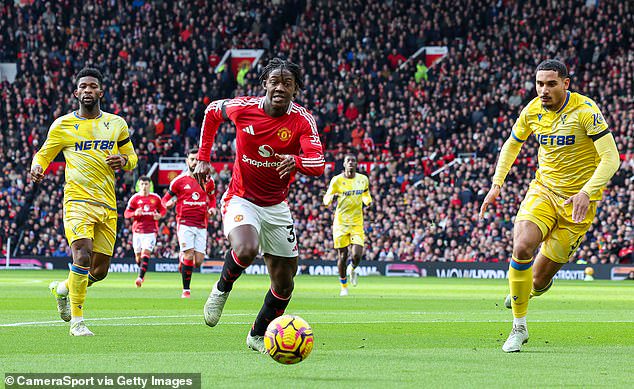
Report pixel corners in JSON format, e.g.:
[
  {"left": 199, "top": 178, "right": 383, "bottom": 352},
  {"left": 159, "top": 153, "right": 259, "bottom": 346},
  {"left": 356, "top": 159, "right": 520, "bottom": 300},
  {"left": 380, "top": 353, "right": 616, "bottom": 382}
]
[{"left": 1, "top": 270, "right": 633, "bottom": 388}]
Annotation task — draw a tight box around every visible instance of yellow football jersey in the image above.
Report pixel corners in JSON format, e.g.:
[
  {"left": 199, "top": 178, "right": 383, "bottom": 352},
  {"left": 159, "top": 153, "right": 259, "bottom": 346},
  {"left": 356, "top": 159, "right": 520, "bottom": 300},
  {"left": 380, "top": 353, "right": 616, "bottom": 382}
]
[
  {"left": 32, "top": 111, "right": 137, "bottom": 210},
  {"left": 511, "top": 91, "right": 609, "bottom": 200},
  {"left": 323, "top": 173, "right": 372, "bottom": 226}
]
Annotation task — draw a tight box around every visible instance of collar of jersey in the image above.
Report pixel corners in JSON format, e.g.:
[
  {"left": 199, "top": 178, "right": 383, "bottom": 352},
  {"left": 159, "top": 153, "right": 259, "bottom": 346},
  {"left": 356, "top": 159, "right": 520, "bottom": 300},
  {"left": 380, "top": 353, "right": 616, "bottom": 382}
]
[
  {"left": 74, "top": 111, "right": 103, "bottom": 120},
  {"left": 555, "top": 91, "right": 571, "bottom": 114}
]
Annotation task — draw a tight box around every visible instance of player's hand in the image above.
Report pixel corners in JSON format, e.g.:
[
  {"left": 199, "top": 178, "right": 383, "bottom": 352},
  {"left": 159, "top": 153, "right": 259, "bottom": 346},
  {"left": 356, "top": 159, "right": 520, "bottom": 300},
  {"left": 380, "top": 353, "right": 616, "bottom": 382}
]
[
  {"left": 274, "top": 154, "right": 296, "bottom": 179},
  {"left": 564, "top": 191, "right": 590, "bottom": 223},
  {"left": 193, "top": 161, "right": 212, "bottom": 189},
  {"left": 479, "top": 184, "right": 501, "bottom": 219},
  {"left": 30, "top": 165, "right": 45, "bottom": 184},
  {"left": 134, "top": 208, "right": 143, "bottom": 216},
  {"left": 106, "top": 154, "right": 127, "bottom": 170},
  {"left": 207, "top": 207, "right": 217, "bottom": 216},
  {"left": 153, "top": 211, "right": 161, "bottom": 220}
]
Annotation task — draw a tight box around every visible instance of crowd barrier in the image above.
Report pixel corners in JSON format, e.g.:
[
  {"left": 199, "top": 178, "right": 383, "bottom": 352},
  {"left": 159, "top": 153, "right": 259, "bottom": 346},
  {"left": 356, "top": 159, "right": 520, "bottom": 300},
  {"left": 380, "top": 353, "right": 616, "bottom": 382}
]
[{"left": 2, "top": 257, "right": 633, "bottom": 281}]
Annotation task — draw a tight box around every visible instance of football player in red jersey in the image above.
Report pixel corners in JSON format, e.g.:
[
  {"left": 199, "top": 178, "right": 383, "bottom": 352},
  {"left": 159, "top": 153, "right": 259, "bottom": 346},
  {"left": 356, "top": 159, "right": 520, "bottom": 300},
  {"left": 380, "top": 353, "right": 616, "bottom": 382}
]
[
  {"left": 193, "top": 58, "right": 325, "bottom": 353},
  {"left": 124, "top": 176, "right": 166, "bottom": 287},
  {"left": 162, "top": 149, "right": 217, "bottom": 298}
]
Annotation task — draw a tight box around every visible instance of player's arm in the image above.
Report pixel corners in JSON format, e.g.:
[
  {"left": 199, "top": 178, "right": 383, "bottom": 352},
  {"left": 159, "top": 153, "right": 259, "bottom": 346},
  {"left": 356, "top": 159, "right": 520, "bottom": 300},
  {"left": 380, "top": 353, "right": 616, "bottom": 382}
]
[
  {"left": 31, "top": 119, "right": 64, "bottom": 183},
  {"left": 323, "top": 177, "right": 338, "bottom": 207},
  {"left": 156, "top": 195, "right": 168, "bottom": 216},
  {"left": 480, "top": 111, "right": 531, "bottom": 218},
  {"left": 161, "top": 189, "right": 176, "bottom": 209},
  {"left": 276, "top": 116, "right": 325, "bottom": 178},
  {"left": 565, "top": 106, "right": 620, "bottom": 222},
  {"left": 581, "top": 132, "right": 620, "bottom": 196},
  {"left": 124, "top": 196, "right": 137, "bottom": 218},
  {"left": 362, "top": 178, "right": 373, "bottom": 206},
  {"left": 194, "top": 99, "right": 231, "bottom": 187},
  {"left": 205, "top": 179, "right": 217, "bottom": 208}
]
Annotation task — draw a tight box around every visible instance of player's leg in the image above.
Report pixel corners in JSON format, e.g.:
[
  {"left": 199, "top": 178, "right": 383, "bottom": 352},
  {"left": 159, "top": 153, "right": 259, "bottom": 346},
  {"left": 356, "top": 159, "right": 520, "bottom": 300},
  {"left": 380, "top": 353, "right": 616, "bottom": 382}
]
[
  {"left": 136, "top": 249, "right": 151, "bottom": 287},
  {"left": 531, "top": 253, "right": 562, "bottom": 295},
  {"left": 533, "top": 201, "right": 596, "bottom": 298},
  {"left": 502, "top": 220, "right": 542, "bottom": 352},
  {"left": 180, "top": 248, "right": 195, "bottom": 298},
  {"left": 348, "top": 226, "right": 365, "bottom": 286},
  {"left": 133, "top": 233, "right": 142, "bottom": 265},
  {"left": 333, "top": 224, "right": 350, "bottom": 295},
  {"left": 205, "top": 197, "right": 262, "bottom": 327},
  {"left": 135, "top": 233, "right": 155, "bottom": 287},
  {"left": 67, "top": 238, "right": 94, "bottom": 336},
  {"left": 89, "top": 209, "right": 117, "bottom": 287},
  {"left": 204, "top": 225, "right": 259, "bottom": 326},
  {"left": 246, "top": 203, "right": 298, "bottom": 353},
  {"left": 247, "top": 253, "right": 298, "bottom": 353},
  {"left": 337, "top": 246, "right": 350, "bottom": 295}
]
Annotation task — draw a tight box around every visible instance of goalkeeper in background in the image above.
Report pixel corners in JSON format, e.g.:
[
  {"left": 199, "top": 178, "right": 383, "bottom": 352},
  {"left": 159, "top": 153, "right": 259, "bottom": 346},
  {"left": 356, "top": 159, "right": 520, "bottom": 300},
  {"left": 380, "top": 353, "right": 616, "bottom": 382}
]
[
  {"left": 480, "top": 59, "right": 620, "bottom": 352},
  {"left": 31, "top": 68, "right": 138, "bottom": 336},
  {"left": 323, "top": 154, "right": 372, "bottom": 296}
]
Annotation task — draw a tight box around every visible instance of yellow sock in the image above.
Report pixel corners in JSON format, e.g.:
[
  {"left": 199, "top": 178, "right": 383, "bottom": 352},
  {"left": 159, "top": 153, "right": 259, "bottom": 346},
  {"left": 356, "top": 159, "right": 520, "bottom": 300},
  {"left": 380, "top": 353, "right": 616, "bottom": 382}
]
[
  {"left": 531, "top": 279, "right": 553, "bottom": 297},
  {"left": 68, "top": 265, "right": 89, "bottom": 318},
  {"left": 508, "top": 256, "right": 534, "bottom": 318},
  {"left": 87, "top": 272, "right": 99, "bottom": 287},
  {"left": 340, "top": 277, "right": 348, "bottom": 288}
]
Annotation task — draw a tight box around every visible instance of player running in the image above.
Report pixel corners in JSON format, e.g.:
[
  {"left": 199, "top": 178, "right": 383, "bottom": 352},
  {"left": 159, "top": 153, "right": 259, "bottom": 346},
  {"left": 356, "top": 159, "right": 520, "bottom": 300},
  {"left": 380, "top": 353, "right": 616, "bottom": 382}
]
[
  {"left": 193, "top": 58, "right": 325, "bottom": 354},
  {"left": 323, "top": 154, "right": 372, "bottom": 296},
  {"left": 162, "top": 149, "right": 217, "bottom": 298},
  {"left": 124, "top": 176, "right": 166, "bottom": 287},
  {"left": 32, "top": 67, "right": 138, "bottom": 336},
  {"left": 480, "top": 59, "right": 620, "bottom": 352}
]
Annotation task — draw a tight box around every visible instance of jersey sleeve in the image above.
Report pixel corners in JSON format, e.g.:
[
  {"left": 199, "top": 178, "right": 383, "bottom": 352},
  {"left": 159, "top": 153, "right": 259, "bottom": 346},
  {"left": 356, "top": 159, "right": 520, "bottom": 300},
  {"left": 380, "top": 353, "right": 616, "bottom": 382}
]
[
  {"left": 155, "top": 194, "right": 167, "bottom": 216},
  {"left": 32, "top": 118, "right": 64, "bottom": 171},
  {"left": 205, "top": 179, "right": 217, "bottom": 208},
  {"left": 323, "top": 176, "right": 338, "bottom": 206},
  {"left": 578, "top": 100, "right": 610, "bottom": 139},
  {"left": 124, "top": 195, "right": 137, "bottom": 218},
  {"left": 198, "top": 99, "right": 231, "bottom": 162},
  {"left": 293, "top": 112, "right": 325, "bottom": 176},
  {"left": 510, "top": 106, "right": 532, "bottom": 141},
  {"left": 117, "top": 119, "right": 138, "bottom": 171},
  {"left": 362, "top": 177, "right": 373, "bottom": 206}
]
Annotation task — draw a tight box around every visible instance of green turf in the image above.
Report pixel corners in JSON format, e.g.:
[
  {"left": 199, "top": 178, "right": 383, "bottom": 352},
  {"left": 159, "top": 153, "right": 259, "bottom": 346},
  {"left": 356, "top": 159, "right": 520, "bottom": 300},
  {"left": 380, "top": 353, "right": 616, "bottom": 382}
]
[{"left": 1, "top": 270, "right": 633, "bottom": 388}]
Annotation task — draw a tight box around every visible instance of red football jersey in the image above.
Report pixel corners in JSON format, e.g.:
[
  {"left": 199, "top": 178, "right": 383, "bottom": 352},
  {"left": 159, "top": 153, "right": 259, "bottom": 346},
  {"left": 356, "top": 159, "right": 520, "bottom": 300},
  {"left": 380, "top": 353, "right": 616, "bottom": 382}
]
[
  {"left": 162, "top": 173, "right": 214, "bottom": 228},
  {"left": 198, "top": 97, "right": 325, "bottom": 206},
  {"left": 124, "top": 193, "right": 165, "bottom": 233}
]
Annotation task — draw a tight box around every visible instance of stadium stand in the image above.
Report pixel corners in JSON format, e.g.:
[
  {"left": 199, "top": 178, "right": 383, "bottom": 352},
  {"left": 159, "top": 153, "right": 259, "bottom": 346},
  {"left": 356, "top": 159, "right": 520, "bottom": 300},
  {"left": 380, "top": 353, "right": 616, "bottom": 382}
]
[{"left": 1, "top": 0, "right": 632, "bottom": 263}]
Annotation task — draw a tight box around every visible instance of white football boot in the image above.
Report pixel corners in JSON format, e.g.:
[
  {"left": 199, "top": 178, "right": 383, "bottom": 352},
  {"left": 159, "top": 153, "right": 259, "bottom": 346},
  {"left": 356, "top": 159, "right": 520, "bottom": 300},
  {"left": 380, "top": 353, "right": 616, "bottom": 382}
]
[
  {"left": 502, "top": 324, "right": 529, "bottom": 352},
  {"left": 49, "top": 281, "right": 71, "bottom": 322},
  {"left": 348, "top": 264, "right": 359, "bottom": 287},
  {"left": 69, "top": 321, "right": 94, "bottom": 336},
  {"left": 246, "top": 333, "right": 267, "bottom": 354},
  {"left": 204, "top": 282, "right": 230, "bottom": 327}
]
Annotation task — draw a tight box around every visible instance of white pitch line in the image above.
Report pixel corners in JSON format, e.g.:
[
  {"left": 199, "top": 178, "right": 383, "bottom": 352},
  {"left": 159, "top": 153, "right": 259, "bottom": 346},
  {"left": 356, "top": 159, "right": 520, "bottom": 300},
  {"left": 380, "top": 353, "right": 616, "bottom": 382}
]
[{"left": 2, "top": 316, "right": 634, "bottom": 327}]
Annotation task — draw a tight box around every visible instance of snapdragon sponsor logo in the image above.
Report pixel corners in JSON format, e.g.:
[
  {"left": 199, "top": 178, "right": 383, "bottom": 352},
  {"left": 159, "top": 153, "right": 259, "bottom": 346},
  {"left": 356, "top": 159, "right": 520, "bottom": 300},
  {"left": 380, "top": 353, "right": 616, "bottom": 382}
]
[
  {"left": 182, "top": 200, "right": 207, "bottom": 206},
  {"left": 242, "top": 154, "right": 282, "bottom": 168}
]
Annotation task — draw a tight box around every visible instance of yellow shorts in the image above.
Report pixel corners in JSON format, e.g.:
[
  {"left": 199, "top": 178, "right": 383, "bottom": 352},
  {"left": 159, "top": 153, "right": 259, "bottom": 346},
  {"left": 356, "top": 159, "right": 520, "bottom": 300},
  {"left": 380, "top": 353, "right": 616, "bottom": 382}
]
[
  {"left": 333, "top": 224, "right": 365, "bottom": 249},
  {"left": 63, "top": 200, "right": 118, "bottom": 256},
  {"left": 515, "top": 181, "right": 597, "bottom": 263}
]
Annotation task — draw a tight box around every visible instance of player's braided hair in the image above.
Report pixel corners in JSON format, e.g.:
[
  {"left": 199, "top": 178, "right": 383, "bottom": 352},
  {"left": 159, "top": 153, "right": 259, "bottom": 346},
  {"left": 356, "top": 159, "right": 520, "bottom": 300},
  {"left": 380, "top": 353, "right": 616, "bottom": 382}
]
[
  {"left": 75, "top": 67, "right": 104, "bottom": 87},
  {"left": 536, "top": 59, "right": 569, "bottom": 79},
  {"left": 259, "top": 58, "right": 304, "bottom": 90}
]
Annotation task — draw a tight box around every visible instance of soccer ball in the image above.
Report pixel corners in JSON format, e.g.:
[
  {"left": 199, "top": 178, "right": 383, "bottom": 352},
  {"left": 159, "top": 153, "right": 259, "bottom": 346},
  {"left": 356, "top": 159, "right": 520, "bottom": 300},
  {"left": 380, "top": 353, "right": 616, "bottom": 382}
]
[{"left": 264, "top": 314, "right": 314, "bottom": 364}]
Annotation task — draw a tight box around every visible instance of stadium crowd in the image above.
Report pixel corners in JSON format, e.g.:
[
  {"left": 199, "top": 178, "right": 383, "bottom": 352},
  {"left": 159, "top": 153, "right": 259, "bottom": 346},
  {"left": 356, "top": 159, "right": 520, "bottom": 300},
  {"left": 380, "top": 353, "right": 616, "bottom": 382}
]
[{"left": 1, "top": 0, "right": 632, "bottom": 264}]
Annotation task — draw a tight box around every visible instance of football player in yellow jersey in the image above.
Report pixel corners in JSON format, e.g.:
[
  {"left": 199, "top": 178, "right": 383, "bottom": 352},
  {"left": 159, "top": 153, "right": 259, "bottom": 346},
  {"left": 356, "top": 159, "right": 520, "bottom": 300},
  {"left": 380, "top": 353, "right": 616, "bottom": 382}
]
[
  {"left": 323, "top": 154, "right": 372, "bottom": 296},
  {"left": 30, "top": 68, "right": 138, "bottom": 336},
  {"left": 480, "top": 59, "right": 620, "bottom": 352}
]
